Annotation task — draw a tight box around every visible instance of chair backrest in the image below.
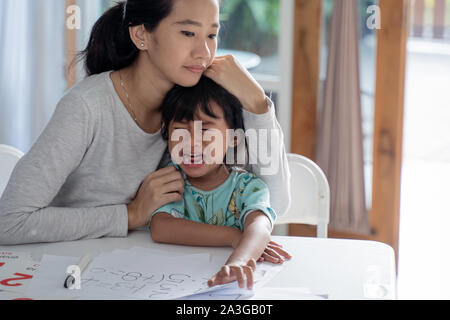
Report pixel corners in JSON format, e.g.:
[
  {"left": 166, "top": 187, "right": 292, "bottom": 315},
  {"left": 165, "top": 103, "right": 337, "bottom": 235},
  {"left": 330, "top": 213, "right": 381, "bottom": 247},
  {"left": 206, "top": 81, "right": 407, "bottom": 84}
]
[
  {"left": 275, "top": 153, "right": 330, "bottom": 238},
  {"left": 0, "top": 144, "right": 24, "bottom": 198}
]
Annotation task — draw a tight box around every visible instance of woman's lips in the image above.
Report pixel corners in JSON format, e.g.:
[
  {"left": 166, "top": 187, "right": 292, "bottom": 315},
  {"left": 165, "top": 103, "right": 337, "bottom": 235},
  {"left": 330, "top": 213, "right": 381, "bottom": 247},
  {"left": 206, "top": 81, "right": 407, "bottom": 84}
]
[{"left": 184, "top": 65, "right": 205, "bottom": 73}]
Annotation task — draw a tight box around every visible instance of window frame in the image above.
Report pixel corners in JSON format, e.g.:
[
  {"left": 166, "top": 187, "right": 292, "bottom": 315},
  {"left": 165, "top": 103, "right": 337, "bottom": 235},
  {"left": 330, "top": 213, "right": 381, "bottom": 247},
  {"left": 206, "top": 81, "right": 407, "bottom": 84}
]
[{"left": 249, "top": 0, "right": 294, "bottom": 152}]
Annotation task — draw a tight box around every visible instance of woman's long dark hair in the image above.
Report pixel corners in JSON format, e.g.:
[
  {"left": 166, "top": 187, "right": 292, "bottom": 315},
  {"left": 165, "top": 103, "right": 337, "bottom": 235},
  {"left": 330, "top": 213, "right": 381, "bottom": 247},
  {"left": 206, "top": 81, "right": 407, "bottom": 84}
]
[{"left": 76, "top": 0, "right": 174, "bottom": 76}]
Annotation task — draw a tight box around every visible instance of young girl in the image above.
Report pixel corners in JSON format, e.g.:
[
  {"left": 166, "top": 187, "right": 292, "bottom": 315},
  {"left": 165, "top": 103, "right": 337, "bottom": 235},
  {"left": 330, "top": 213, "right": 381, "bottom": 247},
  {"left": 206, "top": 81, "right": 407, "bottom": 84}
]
[{"left": 150, "top": 77, "right": 291, "bottom": 289}]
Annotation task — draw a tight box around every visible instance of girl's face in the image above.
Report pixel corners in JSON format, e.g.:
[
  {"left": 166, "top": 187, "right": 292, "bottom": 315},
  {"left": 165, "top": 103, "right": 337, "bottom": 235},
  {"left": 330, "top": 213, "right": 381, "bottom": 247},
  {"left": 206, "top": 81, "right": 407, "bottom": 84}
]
[
  {"left": 144, "top": 0, "right": 220, "bottom": 87},
  {"left": 168, "top": 101, "right": 233, "bottom": 179}
]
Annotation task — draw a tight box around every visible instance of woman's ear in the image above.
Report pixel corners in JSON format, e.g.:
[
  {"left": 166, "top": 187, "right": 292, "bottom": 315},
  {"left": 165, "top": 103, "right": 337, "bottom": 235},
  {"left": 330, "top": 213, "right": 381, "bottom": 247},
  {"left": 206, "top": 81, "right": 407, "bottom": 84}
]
[{"left": 129, "top": 24, "right": 148, "bottom": 50}]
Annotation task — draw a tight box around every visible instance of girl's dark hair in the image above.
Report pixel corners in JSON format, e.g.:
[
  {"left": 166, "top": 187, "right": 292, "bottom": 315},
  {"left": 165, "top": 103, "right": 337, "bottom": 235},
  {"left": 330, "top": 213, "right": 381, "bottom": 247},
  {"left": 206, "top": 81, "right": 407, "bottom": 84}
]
[
  {"left": 160, "top": 76, "right": 247, "bottom": 166},
  {"left": 77, "top": 0, "right": 174, "bottom": 76}
]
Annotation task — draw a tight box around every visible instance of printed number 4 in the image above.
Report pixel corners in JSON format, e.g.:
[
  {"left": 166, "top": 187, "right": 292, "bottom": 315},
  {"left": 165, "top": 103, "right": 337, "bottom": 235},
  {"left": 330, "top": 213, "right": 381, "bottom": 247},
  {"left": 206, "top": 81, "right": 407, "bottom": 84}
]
[{"left": 0, "top": 273, "right": 33, "bottom": 287}]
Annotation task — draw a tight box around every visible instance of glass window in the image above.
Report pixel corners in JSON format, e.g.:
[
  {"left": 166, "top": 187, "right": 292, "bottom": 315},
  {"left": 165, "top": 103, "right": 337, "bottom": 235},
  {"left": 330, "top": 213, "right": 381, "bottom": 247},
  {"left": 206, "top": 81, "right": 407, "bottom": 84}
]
[{"left": 218, "top": 0, "right": 280, "bottom": 76}]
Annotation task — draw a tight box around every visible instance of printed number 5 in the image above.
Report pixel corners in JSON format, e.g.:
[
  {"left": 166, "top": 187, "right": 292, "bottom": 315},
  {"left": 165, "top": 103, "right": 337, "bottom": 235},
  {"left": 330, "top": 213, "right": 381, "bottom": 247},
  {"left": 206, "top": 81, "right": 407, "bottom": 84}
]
[{"left": 0, "top": 273, "right": 33, "bottom": 287}]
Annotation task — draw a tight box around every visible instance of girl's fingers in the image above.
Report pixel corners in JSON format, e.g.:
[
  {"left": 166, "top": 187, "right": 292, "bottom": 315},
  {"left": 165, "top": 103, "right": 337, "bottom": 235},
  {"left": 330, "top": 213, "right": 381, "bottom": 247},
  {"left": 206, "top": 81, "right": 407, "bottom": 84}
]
[
  {"left": 220, "top": 265, "right": 230, "bottom": 278},
  {"left": 268, "top": 240, "right": 283, "bottom": 247},
  {"left": 261, "top": 252, "right": 281, "bottom": 264},
  {"left": 268, "top": 245, "right": 292, "bottom": 260},
  {"left": 230, "top": 266, "right": 245, "bottom": 288},
  {"left": 209, "top": 258, "right": 258, "bottom": 289},
  {"left": 264, "top": 247, "right": 283, "bottom": 261},
  {"left": 242, "top": 265, "right": 254, "bottom": 289},
  {"left": 247, "top": 258, "right": 257, "bottom": 271}
]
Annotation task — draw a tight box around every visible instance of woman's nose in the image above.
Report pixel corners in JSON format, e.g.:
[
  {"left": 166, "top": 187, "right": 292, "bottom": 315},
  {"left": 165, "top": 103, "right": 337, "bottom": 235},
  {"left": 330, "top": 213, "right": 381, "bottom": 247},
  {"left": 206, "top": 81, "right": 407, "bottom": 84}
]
[{"left": 192, "top": 39, "right": 211, "bottom": 61}]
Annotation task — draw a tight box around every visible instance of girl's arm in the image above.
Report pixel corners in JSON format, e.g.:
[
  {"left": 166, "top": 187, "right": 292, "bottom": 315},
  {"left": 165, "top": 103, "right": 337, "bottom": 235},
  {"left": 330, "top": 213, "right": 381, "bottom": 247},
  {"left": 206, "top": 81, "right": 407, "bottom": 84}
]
[
  {"left": 150, "top": 212, "right": 242, "bottom": 248},
  {"left": 207, "top": 210, "right": 272, "bottom": 289},
  {"left": 225, "top": 210, "right": 271, "bottom": 265}
]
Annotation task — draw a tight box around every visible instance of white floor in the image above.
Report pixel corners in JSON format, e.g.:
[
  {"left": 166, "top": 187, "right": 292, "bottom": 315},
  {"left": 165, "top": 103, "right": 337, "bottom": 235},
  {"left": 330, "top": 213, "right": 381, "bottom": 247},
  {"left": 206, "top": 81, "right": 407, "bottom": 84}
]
[{"left": 396, "top": 38, "right": 450, "bottom": 299}]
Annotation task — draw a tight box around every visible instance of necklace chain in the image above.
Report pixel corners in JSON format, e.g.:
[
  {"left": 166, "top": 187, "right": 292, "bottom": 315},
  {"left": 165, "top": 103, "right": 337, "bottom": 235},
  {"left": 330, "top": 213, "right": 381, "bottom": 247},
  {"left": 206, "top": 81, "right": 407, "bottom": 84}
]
[{"left": 118, "top": 70, "right": 139, "bottom": 125}]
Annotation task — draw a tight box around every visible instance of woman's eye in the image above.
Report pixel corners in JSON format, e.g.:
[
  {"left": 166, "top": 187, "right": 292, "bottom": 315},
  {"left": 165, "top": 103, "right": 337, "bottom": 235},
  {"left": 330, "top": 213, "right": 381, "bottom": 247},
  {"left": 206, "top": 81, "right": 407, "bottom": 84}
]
[
  {"left": 181, "top": 31, "right": 195, "bottom": 37},
  {"left": 209, "top": 34, "right": 217, "bottom": 40}
]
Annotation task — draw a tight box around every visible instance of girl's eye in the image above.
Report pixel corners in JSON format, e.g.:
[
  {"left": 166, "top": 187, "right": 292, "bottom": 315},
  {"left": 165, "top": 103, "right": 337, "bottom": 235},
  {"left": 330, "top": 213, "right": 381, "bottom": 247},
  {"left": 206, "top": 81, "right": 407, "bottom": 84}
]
[
  {"left": 181, "top": 31, "right": 195, "bottom": 37},
  {"left": 209, "top": 34, "right": 217, "bottom": 40}
]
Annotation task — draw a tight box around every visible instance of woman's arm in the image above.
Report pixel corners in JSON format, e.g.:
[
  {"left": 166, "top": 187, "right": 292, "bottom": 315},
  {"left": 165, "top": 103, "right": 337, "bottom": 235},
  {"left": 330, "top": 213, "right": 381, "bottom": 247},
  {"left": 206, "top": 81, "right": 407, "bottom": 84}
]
[
  {"left": 150, "top": 212, "right": 241, "bottom": 248},
  {"left": 0, "top": 94, "right": 128, "bottom": 245}
]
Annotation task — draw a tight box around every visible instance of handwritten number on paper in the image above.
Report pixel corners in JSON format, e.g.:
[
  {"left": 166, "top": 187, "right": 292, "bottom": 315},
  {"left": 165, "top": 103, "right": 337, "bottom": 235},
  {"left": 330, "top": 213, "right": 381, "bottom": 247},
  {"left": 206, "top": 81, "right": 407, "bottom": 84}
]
[
  {"left": 121, "top": 272, "right": 142, "bottom": 282},
  {"left": 0, "top": 273, "right": 33, "bottom": 287},
  {"left": 167, "top": 273, "right": 191, "bottom": 284}
]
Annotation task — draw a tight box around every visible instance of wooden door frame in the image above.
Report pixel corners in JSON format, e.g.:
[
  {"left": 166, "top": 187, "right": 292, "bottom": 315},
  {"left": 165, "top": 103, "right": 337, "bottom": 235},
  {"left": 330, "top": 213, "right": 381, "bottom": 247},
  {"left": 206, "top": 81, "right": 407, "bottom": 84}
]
[{"left": 289, "top": 0, "right": 411, "bottom": 266}]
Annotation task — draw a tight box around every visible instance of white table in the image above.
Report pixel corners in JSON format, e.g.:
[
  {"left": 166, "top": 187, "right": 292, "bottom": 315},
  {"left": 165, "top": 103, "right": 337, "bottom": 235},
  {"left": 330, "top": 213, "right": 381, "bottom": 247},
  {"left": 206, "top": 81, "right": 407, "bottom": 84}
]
[{"left": 0, "top": 231, "right": 396, "bottom": 300}]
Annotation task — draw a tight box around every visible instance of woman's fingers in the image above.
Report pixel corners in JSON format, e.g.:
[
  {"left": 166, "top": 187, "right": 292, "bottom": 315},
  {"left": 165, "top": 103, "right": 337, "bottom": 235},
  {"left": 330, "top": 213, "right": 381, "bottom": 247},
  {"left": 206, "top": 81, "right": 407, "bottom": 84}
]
[{"left": 160, "top": 179, "right": 184, "bottom": 196}]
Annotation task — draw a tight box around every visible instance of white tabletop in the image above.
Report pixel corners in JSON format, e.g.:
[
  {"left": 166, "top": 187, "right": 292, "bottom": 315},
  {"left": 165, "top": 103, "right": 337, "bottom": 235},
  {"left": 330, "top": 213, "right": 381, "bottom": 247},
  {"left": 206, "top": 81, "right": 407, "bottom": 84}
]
[{"left": 0, "top": 231, "right": 396, "bottom": 300}]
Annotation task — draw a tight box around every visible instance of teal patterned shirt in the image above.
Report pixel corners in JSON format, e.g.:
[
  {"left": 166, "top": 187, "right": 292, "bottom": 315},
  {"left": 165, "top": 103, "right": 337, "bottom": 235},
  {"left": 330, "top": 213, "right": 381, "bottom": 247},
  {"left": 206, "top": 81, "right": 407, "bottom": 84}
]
[{"left": 151, "top": 162, "right": 276, "bottom": 230}]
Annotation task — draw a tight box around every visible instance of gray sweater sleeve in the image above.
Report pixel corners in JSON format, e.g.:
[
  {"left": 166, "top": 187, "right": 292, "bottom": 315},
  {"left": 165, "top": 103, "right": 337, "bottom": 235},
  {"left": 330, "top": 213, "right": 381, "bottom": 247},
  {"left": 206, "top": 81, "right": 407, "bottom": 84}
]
[
  {"left": 0, "top": 94, "right": 128, "bottom": 245},
  {"left": 242, "top": 98, "right": 291, "bottom": 217}
]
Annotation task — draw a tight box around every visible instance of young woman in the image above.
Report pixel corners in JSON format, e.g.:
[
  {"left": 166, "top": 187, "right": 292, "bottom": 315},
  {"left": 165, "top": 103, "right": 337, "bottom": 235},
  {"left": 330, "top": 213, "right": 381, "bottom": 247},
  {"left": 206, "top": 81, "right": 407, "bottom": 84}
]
[{"left": 0, "top": 0, "right": 291, "bottom": 265}]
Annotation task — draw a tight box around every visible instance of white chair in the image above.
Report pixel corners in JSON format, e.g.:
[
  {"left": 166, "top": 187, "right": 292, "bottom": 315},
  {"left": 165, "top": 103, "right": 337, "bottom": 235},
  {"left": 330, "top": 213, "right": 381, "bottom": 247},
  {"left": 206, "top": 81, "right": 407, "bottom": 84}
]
[
  {"left": 275, "top": 153, "right": 330, "bottom": 238},
  {"left": 0, "top": 144, "right": 24, "bottom": 198}
]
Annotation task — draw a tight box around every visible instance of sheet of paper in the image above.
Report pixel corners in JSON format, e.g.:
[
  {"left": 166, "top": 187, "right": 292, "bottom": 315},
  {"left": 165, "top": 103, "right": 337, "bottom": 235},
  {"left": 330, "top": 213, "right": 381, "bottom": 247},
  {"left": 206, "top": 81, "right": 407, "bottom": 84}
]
[
  {"left": 79, "top": 251, "right": 213, "bottom": 300},
  {"left": 0, "top": 252, "right": 39, "bottom": 294},
  {"left": 23, "top": 247, "right": 288, "bottom": 300}
]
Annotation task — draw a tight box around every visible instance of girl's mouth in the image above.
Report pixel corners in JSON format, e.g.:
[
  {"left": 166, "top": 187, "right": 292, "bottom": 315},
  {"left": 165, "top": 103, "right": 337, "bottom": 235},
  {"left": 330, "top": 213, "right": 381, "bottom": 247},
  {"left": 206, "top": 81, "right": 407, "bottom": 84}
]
[{"left": 182, "top": 153, "right": 205, "bottom": 168}]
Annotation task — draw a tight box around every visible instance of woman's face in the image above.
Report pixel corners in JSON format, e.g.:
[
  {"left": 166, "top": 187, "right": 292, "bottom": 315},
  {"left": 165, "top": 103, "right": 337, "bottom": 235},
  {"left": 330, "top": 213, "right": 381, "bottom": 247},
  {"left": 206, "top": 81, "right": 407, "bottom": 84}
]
[{"left": 144, "top": 0, "right": 220, "bottom": 87}]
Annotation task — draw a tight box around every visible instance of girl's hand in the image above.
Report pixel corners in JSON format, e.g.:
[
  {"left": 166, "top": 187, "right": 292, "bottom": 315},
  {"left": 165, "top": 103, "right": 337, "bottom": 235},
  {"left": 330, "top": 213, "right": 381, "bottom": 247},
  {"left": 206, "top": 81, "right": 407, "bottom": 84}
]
[
  {"left": 127, "top": 166, "right": 184, "bottom": 230},
  {"left": 257, "top": 241, "right": 292, "bottom": 264},
  {"left": 204, "top": 55, "right": 268, "bottom": 114},
  {"left": 208, "top": 258, "right": 257, "bottom": 289}
]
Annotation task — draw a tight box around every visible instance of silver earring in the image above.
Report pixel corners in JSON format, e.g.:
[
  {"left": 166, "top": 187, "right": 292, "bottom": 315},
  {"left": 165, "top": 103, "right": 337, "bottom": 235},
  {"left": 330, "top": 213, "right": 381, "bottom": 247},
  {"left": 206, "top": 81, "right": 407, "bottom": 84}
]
[{"left": 140, "top": 42, "right": 145, "bottom": 47}]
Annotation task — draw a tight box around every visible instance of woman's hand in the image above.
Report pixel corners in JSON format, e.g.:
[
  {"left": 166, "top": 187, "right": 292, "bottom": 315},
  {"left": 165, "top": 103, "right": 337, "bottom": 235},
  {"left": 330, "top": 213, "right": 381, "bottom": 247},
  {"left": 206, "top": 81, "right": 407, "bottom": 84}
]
[
  {"left": 204, "top": 55, "right": 268, "bottom": 114},
  {"left": 208, "top": 258, "right": 257, "bottom": 290},
  {"left": 257, "top": 241, "right": 292, "bottom": 264},
  {"left": 127, "top": 166, "right": 184, "bottom": 230}
]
